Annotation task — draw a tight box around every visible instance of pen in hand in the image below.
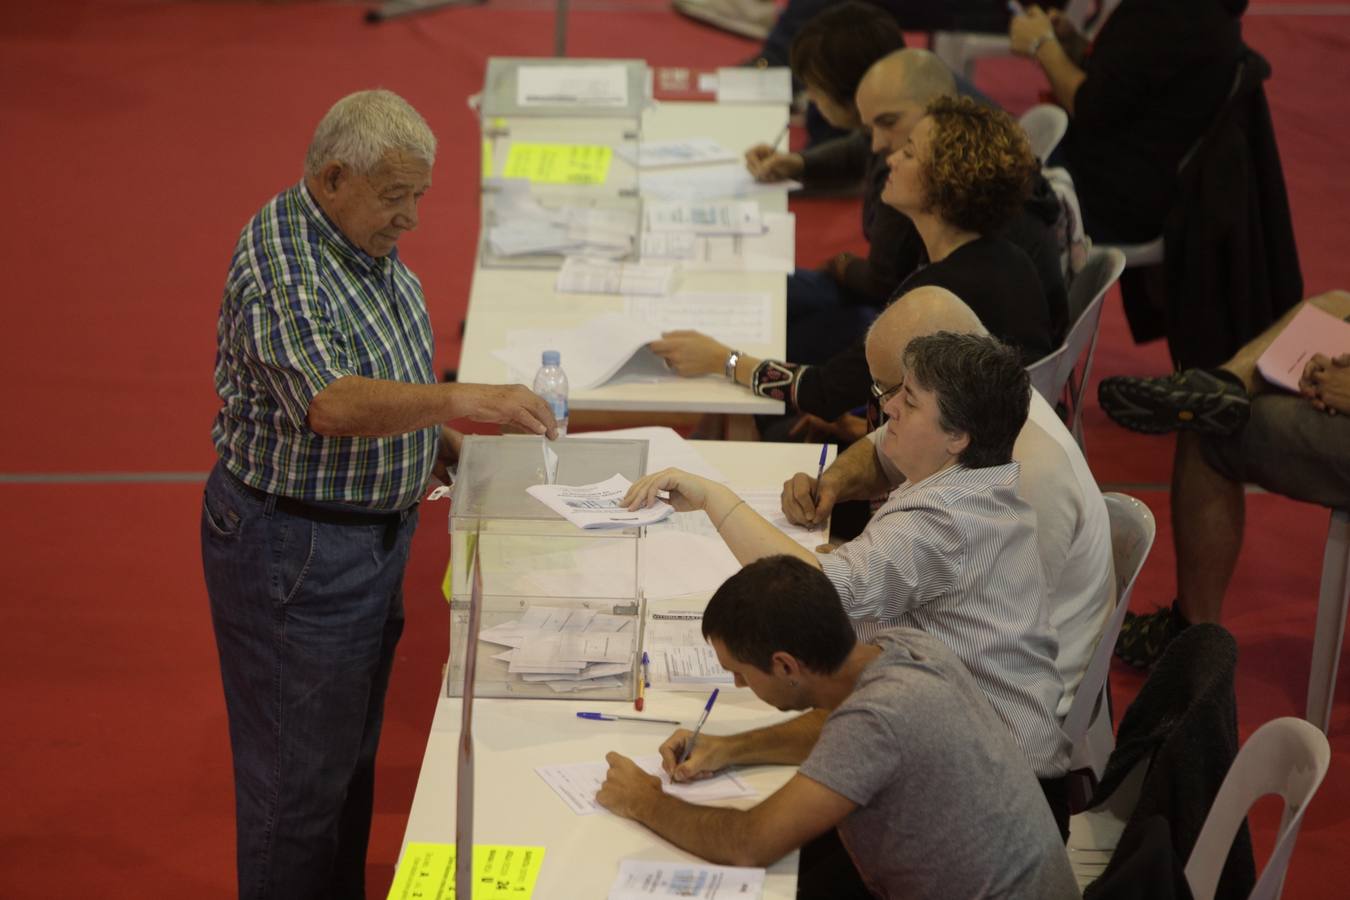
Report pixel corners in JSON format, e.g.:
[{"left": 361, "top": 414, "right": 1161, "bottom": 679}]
[
  {"left": 811, "top": 442, "right": 828, "bottom": 528},
  {"left": 677, "top": 687, "right": 720, "bottom": 766}
]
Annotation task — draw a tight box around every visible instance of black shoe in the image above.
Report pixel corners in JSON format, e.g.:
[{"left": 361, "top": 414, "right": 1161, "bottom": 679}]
[
  {"left": 1098, "top": 369, "right": 1250, "bottom": 436},
  {"left": 1114, "top": 605, "right": 1189, "bottom": 669}
]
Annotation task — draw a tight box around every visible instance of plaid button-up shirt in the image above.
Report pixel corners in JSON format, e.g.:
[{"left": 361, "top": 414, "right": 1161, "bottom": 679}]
[{"left": 211, "top": 182, "right": 437, "bottom": 511}]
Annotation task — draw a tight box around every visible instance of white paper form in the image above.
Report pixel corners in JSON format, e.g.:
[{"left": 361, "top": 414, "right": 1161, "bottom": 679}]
[
  {"left": 645, "top": 201, "right": 764, "bottom": 236},
  {"left": 536, "top": 755, "right": 756, "bottom": 816},
  {"left": 680, "top": 212, "right": 795, "bottom": 274},
  {"left": 665, "top": 645, "right": 733, "bottom": 685},
  {"left": 624, "top": 293, "right": 772, "bottom": 346},
  {"left": 640, "top": 164, "right": 802, "bottom": 202},
  {"left": 527, "top": 473, "right": 674, "bottom": 529},
  {"left": 715, "top": 67, "right": 793, "bottom": 104},
  {"left": 517, "top": 65, "right": 629, "bottom": 107},
  {"left": 608, "top": 859, "right": 766, "bottom": 899},
  {"left": 557, "top": 257, "right": 677, "bottom": 297},
  {"left": 615, "top": 138, "right": 740, "bottom": 169},
  {"left": 494, "top": 314, "right": 663, "bottom": 390},
  {"left": 640, "top": 231, "right": 699, "bottom": 260}
]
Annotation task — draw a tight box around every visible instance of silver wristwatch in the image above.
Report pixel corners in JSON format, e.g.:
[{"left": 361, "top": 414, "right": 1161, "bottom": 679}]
[{"left": 725, "top": 349, "right": 742, "bottom": 382}]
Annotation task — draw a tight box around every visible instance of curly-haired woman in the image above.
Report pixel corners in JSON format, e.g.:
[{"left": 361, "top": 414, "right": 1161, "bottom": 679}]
[
  {"left": 651, "top": 96, "right": 1066, "bottom": 433},
  {"left": 878, "top": 95, "right": 1063, "bottom": 366}
]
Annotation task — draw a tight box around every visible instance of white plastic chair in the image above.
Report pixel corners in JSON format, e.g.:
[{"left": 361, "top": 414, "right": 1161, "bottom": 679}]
[
  {"left": 1025, "top": 246, "right": 1126, "bottom": 449},
  {"left": 1185, "top": 717, "right": 1331, "bottom": 900},
  {"left": 1306, "top": 507, "right": 1350, "bottom": 733},
  {"left": 1101, "top": 235, "right": 1164, "bottom": 268},
  {"left": 1019, "top": 103, "right": 1069, "bottom": 162},
  {"left": 1063, "top": 492, "right": 1156, "bottom": 801}
]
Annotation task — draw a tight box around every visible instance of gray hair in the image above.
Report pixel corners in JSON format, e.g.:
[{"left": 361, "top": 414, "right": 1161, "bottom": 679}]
[{"left": 304, "top": 89, "right": 437, "bottom": 178}]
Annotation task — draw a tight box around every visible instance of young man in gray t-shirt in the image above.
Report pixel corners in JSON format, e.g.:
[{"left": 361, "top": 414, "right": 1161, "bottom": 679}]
[{"left": 598, "top": 556, "right": 1077, "bottom": 899}]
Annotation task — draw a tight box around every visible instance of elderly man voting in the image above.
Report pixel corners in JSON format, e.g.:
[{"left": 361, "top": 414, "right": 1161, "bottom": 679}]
[
  {"left": 623, "top": 326, "right": 1072, "bottom": 832},
  {"left": 200, "top": 89, "right": 556, "bottom": 900},
  {"left": 596, "top": 557, "right": 1078, "bottom": 900}
]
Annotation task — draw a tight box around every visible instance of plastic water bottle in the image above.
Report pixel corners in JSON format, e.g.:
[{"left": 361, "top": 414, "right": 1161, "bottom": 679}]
[{"left": 532, "top": 350, "right": 569, "bottom": 437}]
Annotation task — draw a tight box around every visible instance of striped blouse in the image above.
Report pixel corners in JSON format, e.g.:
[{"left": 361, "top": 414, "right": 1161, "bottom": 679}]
[
  {"left": 211, "top": 182, "right": 437, "bottom": 511},
  {"left": 817, "top": 462, "right": 1071, "bottom": 778}
]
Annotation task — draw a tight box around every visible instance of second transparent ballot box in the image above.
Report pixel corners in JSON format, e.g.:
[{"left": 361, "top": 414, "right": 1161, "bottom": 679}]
[
  {"left": 478, "top": 57, "right": 647, "bottom": 269},
  {"left": 447, "top": 435, "right": 649, "bottom": 700}
]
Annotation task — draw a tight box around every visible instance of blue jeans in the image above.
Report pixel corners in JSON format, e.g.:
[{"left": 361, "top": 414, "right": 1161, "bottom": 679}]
[
  {"left": 788, "top": 268, "right": 879, "bottom": 364},
  {"left": 201, "top": 462, "right": 418, "bottom": 900}
]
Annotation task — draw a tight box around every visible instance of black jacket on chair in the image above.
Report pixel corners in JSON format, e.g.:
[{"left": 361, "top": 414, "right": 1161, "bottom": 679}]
[
  {"left": 1155, "top": 49, "right": 1303, "bottom": 369},
  {"left": 1083, "top": 624, "right": 1255, "bottom": 900}
]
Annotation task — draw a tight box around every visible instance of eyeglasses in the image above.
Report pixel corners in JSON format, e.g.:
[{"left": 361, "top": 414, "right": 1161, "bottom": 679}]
[{"left": 866, "top": 380, "right": 903, "bottom": 428}]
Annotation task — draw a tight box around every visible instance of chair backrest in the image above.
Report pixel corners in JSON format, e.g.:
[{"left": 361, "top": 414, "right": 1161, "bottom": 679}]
[
  {"left": 1026, "top": 246, "right": 1126, "bottom": 446},
  {"left": 1019, "top": 104, "right": 1069, "bottom": 164},
  {"left": 1184, "top": 717, "right": 1331, "bottom": 900},
  {"left": 1064, "top": 493, "right": 1156, "bottom": 770}
]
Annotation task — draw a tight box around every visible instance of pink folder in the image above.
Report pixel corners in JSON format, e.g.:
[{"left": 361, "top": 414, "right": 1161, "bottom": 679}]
[{"left": 1256, "top": 304, "right": 1350, "bottom": 392}]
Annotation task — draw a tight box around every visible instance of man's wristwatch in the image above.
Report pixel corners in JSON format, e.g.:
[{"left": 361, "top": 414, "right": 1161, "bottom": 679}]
[
  {"left": 725, "top": 349, "right": 742, "bottom": 382},
  {"left": 1027, "top": 33, "right": 1055, "bottom": 59}
]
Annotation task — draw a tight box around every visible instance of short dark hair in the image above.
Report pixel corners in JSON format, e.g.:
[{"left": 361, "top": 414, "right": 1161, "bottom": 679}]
[
  {"left": 789, "top": 1, "right": 906, "bottom": 110},
  {"left": 702, "top": 556, "right": 857, "bottom": 675},
  {"left": 902, "top": 332, "right": 1030, "bottom": 468},
  {"left": 920, "top": 95, "right": 1036, "bottom": 235}
]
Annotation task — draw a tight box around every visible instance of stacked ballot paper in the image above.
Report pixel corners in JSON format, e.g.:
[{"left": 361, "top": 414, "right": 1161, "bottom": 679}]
[
  {"left": 555, "top": 257, "right": 676, "bottom": 296},
  {"left": 479, "top": 606, "right": 637, "bottom": 693},
  {"left": 644, "top": 200, "right": 763, "bottom": 236},
  {"left": 527, "top": 473, "right": 674, "bottom": 530},
  {"left": 486, "top": 178, "right": 639, "bottom": 259},
  {"left": 613, "top": 137, "right": 740, "bottom": 169}
]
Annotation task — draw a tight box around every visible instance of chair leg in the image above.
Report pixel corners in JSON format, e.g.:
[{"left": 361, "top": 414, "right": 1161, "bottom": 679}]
[{"left": 1306, "top": 509, "right": 1350, "bottom": 733}]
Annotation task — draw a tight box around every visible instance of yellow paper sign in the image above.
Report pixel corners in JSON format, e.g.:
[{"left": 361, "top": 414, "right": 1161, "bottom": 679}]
[
  {"left": 387, "top": 843, "right": 546, "bottom": 900},
  {"left": 502, "top": 142, "right": 612, "bottom": 185},
  {"left": 441, "top": 556, "right": 453, "bottom": 602}
]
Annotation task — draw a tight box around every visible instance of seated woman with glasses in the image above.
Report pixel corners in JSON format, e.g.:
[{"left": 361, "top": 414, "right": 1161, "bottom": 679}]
[
  {"left": 651, "top": 96, "right": 1065, "bottom": 437},
  {"left": 624, "top": 325, "right": 1074, "bottom": 835}
]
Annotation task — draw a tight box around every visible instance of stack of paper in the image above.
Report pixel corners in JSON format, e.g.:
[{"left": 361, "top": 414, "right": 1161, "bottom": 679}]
[
  {"left": 665, "top": 645, "right": 733, "bottom": 685},
  {"left": 556, "top": 257, "right": 676, "bottom": 296},
  {"left": 480, "top": 606, "right": 638, "bottom": 693},
  {"left": 644, "top": 200, "right": 763, "bottom": 236},
  {"left": 608, "top": 859, "right": 765, "bottom": 900},
  {"left": 493, "top": 296, "right": 772, "bottom": 391},
  {"left": 641, "top": 212, "right": 795, "bottom": 274},
  {"left": 715, "top": 66, "right": 793, "bottom": 104},
  {"left": 527, "top": 473, "right": 674, "bottom": 530},
  {"left": 486, "top": 179, "right": 638, "bottom": 258},
  {"left": 614, "top": 138, "right": 739, "bottom": 169},
  {"left": 640, "top": 164, "right": 801, "bottom": 202},
  {"left": 517, "top": 64, "right": 629, "bottom": 107}
]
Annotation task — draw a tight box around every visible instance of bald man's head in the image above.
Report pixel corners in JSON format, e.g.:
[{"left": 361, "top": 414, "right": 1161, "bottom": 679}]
[
  {"left": 864, "top": 286, "right": 986, "bottom": 388},
  {"left": 856, "top": 49, "right": 958, "bottom": 156}
]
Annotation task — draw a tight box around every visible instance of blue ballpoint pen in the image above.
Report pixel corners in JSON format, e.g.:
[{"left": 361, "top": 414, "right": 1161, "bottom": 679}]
[
  {"left": 577, "top": 711, "right": 682, "bottom": 726},
  {"left": 678, "top": 688, "right": 720, "bottom": 765},
  {"left": 811, "top": 442, "right": 828, "bottom": 527}
]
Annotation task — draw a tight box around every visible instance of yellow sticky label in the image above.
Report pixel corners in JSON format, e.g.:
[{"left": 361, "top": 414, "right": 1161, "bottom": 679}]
[
  {"left": 387, "top": 843, "right": 546, "bottom": 900},
  {"left": 501, "top": 142, "right": 612, "bottom": 185}
]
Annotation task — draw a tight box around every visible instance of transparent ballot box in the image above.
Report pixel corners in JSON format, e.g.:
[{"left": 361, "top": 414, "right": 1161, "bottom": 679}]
[
  {"left": 478, "top": 57, "right": 647, "bottom": 269},
  {"left": 447, "top": 435, "right": 649, "bottom": 700}
]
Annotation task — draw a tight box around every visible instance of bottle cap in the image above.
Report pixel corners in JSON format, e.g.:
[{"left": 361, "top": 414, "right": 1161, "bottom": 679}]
[{"left": 541, "top": 350, "right": 561, "bottom": 366}]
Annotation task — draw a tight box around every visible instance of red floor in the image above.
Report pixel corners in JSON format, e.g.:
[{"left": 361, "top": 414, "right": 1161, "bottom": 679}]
[{"left": 2, "top": 1, "right": 1348, "bottom": 897}]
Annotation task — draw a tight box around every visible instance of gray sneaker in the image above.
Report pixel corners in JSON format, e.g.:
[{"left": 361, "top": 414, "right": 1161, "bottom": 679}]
[
  {"left": 672, "top": 0, "right": 777, "bottom": 41},
  {"left": 1098, "top": 369, "right": 1250, "bottom": 436}
]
